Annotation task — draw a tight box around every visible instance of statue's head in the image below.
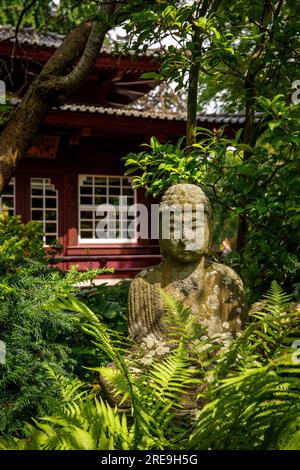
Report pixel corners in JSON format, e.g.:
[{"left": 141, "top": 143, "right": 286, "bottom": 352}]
[{"left": 159, "top": 184, "right": 211, "bottom": 263}]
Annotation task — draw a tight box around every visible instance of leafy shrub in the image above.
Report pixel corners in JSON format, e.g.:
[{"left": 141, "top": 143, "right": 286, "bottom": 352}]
[
  {"left": 58, "top": 281, "right": 128, "bottom": 383},
  {"left": 79, "top": 281, "right": 129, "bottom": 333},
  {"left": 70, "top": 281, "right": 129, "bottom": 382},
  {"left": 2, "top": 283, "right": 299, "bottom": 450},
  {"left": 0, "top": 214, "right": 63, "bottom": 262},
  {"left": 0, "top": 255, "right": 78, "bottom": 435},
  {"left": 0, "top": 214, "right": 47, "bottom": 262},
  {"left": 0, "top": 216, "right": 112, "bottom": 435}
]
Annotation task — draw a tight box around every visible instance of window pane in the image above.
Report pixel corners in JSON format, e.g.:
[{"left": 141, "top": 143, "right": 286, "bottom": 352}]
[
  {"left": 45, "top": 223, "right": 57, "bottom": 233},
  {"left": 123, "top": 187, "right": 134, "bottom": 196},
  {"left": 31, "top": 178, "right": 58, "bottom": 247},
  {"left": 4, "top": 186, "right": 14, "bottom": 195},
  {"left": 80, "top": 186, "right": 93, "bottom": 195},
  {"left": 2, "top": 198, "right": 13, "bottom": 208},
  {"left": 45, "top": 210, "right": 57, "bottom": 221},
  {"left": 46, "top": 189, "right": 56, "bottom": 197},
  {"left": 109, "top": 196, "right": 120, "bottom": 206},
  {"left": 81, "top": 221, "right": 93, "bottom": 230},
  {"left": 45, "top": 235, "right": 57, "bottom": 245},
  {"left": 80, "top": 211, "right": 94, "bottom": 220},
  {"left": 95, "top": 196, "right": 107, "bottom": 206},
  {"left": 80, "top": 196, "right": 93, "bottom": 205},
  {"left": 82, "top": 176, "right": 93, "bottom": 185},
  {"left": 79, "top": 175, "right": 136, "bottom": 241},
  {"left": 32, "top": 179, "right": 45, "bottom": 185},
  {"left": 32, "top": 198, "right": 43, "bottom": 208},
  {"left": 80, "top": 231, "right": 93, "bottom": 238},
  {"left": 109, "top": 178, "right": 121, "bottom": 186},
  {"left": 45, "top": 198, "right": 57, "bottom": 208},
  {"left": 32, "top": 210, "right": 44, "bottom": 221},
  {"left": 32, "top": 188, "right": 43, "bottom": 196},
  {"left": 110, "top": 187, "right": 121, "bottom": 196},
  {"left": 94, "top": 177, "right": 106, "bottom": 185},
  {"left": 126, "top": 197, "right": 135, "bottom": 205},
  {"left": 95, "top": 186, "right": 107, "bottom": 196}
]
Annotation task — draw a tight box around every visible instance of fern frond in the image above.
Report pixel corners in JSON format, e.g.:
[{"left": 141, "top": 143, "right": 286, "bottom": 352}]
[
  {"left": 189, "top": 355, "right": 300, "bottom": 450},
  {"left": 44, "top": 366, "right": 86, "bottom": 403},
  {"left": 147, "top": 347, "right": 198, "bottom": 405}
]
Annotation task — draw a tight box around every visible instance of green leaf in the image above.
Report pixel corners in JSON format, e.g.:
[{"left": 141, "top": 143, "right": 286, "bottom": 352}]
[
  {"left": 268, "top": 120, "right": 282, "bottom": 131},
  {"left": 196, "top": 16, "right": 207, "bottom": 29},
  {"left": 236, "top": 163, "right": 257, "bottom": 176},
  {"left": 140, "top": 72, "right": 160, "bottom": 80}
]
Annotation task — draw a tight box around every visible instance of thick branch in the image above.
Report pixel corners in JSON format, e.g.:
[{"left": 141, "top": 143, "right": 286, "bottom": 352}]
[
  {"left": 0, "top": 0, "right": 125, "bottom": 194},
  {"left": 41, "top": 2, "right": 117, "bottom": 94},
  {"left": 186, "top": 59, "right": 200, "bottom": 147}
]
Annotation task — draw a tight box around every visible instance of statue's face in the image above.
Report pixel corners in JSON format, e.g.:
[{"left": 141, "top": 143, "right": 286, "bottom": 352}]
[{"left": 159, "top": 203, "right": 210, "bottom": 263}]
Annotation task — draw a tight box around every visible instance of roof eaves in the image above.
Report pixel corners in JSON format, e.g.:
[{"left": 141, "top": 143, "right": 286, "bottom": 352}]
[
  {"left": 0, "top": 25, "right": 158, "bottom": 58},
  {"left": 9, "top": 97, "right": 262, "bottom": 124}
]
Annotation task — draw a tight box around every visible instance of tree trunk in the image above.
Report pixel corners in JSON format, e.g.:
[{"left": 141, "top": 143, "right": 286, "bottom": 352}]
[
  {"left": 236, "top": 73, "right": 255, "bottom": 252},
  {"left": 186, "top": 60, "right": 200, "bottom": 148},
  {"left": 236, "top": 0, "right": 283, "bottom": 251},
  {"left": 0, "top": 0, "right": 124, "bottom": 194}
]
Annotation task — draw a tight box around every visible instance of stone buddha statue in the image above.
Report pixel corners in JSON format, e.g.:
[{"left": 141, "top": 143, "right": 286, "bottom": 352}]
[{"left": 128, "top": 184, "right": 247, "bottom": 357}]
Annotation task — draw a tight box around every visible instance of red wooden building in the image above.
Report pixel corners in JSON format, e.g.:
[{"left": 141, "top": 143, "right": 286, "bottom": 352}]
[{"left": 0, "top": 27, "right": 246, "bottom": 280}]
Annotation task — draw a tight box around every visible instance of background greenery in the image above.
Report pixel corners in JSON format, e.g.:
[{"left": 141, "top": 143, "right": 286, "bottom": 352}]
[{"left": 0, "top": 215, "right": 128, "bottom": 435}]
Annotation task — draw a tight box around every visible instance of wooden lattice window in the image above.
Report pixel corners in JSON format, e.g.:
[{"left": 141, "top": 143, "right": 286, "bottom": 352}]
[
  {"left": 31, "top": 178, "right": 58, "bottom": 246},
  {"left": 0, "top": 177, "right": 15, "bottom": 216},
  {"left": 78, "top": 175, "right": 136, "bottom": 243}
]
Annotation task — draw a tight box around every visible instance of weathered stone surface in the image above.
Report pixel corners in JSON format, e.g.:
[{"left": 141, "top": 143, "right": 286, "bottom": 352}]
[{"left": 128, "top": 184, "right": 248, "bottom": 350}]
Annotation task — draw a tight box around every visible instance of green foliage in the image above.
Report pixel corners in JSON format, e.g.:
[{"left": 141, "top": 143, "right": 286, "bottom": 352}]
[
  {"left": 189, "top": 357, "right": 300, "bottom": 450},
  {"left": 0, "top": 216, "right": 114, "bottom": 435},
  {"left": 189, "top": 282, "right": 300, "bottom": 450},
  {"left": 123, "top": 0, "right": 300, "bottom": 301},
  {"left": 210, "top": 98, "right": 300, "bottom": 300},
  {"left": 0, "top": 0, "right": 111, "bottom": 35},
  {"left": 218, "top": 281, "right": 300, "bottom": 373},
  {"left": 78, "top": 281, "right": 129, "bottom": 333},
  {"left": 0, "top": 394, "right": 132, "bottom": 451},
  {"left": 0, "top": 214, "right": 49, "bottom": 262},
  {"left": 3, "top": 283, "right": 299, "bottom": 450},
  {"left": 124, "top": 132, "right": 221, "bottom": 197},
  {"left": 59, "top": 281, "right": 129, "bottom": 383},
  {"left": 0, "top": 256, "right": 78, "bottom": 435},
  {"left": 125, "top": 96, "right": 300, "bottom": 301},
  {"left": 122, "top": 1, "right": 300, "bottom": 111},
  {"left": 0, "top": 0, "right": 54, "bottom": 31}
]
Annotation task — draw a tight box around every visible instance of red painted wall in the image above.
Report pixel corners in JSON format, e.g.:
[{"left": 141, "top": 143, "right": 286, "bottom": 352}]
[{"left": 15, "top": 133, "right": 160, "bottom": 278}]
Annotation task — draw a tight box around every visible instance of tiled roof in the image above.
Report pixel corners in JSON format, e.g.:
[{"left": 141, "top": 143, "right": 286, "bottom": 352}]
[
  {"left": 0, "top": 25, "right": 157, "bottom": 57},
  {"left": 59, "top": 103, "right": 262, "bottom": 124},
  {"left": 9, "top": 97, "right": 261, "bottom": 124}
]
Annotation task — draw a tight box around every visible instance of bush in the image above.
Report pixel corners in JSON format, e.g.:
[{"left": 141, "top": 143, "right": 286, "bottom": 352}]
[
  {"left": 66, "top": 281, "right": 129, "bottom": 383},
  {"left": 2, "top": 283, "right": 299, "bottom": 450},
  {"left": 0, "top": 215, "right": 112, "bottom": 435},
  {"left": 0, "top": 214, "right": 63, "bottom": 262}
]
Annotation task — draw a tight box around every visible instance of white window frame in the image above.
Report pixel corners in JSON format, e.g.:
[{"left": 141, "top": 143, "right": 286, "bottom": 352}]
[
  {"left": 78, "top": 175, "right": 137, "bottom": 244},
  {"left": 30, "top": 178, "right": 59, "bottom": 246},
  {"left": 0, "top": 177, "right": 15, "bottom": 216}
]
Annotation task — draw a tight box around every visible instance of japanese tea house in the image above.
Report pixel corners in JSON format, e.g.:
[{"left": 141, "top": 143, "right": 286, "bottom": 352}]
[{"left": 0, "top": 26, "right": 245, "bottom": 280}]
